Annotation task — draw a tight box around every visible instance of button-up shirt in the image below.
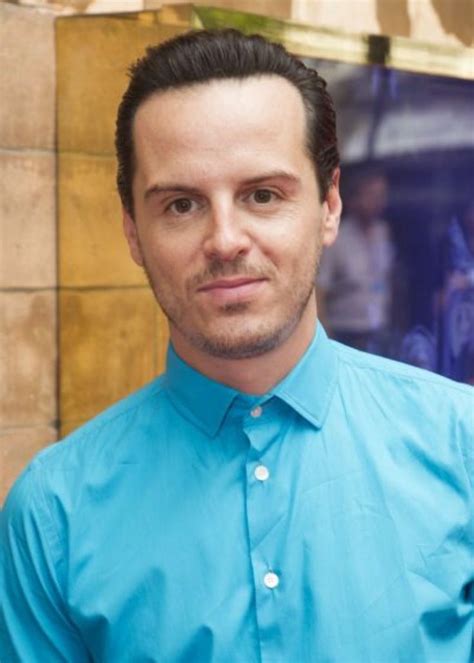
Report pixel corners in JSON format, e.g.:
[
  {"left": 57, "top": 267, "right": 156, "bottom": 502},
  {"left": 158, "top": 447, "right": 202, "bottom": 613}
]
[{"left": 1, "top": 324, "right": 473, "bottom": 662}]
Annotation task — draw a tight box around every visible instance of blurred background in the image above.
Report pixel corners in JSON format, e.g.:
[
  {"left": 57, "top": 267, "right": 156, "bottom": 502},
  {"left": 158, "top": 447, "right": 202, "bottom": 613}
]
[{"left": 1, "top": 0, "right": 473, "bottom": 502}]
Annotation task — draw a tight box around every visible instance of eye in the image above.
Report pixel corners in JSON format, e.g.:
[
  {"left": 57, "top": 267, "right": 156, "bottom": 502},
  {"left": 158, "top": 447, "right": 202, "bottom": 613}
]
[
  {"left": 251, "top": 189, "right": 277, "bottom": 204},
  {"left": 168, "top": 198, "right": 197, "bottom": 215}
]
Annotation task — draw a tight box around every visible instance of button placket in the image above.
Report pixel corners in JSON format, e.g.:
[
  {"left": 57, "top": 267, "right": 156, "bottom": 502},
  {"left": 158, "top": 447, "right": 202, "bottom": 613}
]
[{"left": 244, "top": 400, "right": 286, "bottom": 662}]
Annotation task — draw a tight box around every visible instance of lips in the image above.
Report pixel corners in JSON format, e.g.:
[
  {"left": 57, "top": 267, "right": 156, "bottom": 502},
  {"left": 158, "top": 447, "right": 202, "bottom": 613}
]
[
  {"left": 198, "top": 277, "right": 265, "bottom": 292},
  {"left": 197, "top": 276, "right": 267, "bottom": 304}
]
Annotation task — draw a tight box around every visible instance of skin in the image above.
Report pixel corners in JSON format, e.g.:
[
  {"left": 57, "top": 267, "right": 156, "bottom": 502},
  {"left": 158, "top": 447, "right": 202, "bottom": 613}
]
[{"left": 123, "top": 75, "right": 342, "bottom": 394}]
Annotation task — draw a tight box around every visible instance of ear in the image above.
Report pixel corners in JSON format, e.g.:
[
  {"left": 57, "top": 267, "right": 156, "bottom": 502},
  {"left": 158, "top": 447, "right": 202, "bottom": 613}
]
[
  {"left": 122, "top": 208, "right": 145, "bottom": 267},
  {"left": 321, "top": 168, "right": 342, "bottom": 248}
]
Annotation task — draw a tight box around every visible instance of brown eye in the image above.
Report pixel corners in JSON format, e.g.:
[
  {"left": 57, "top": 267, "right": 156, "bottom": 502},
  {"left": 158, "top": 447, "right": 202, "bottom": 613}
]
[
  {"left": 252, "top": 189, "right": 274, "bottom": 204},
  {"left": 170, "top": 198, "right": 194, "bottom": 214}
]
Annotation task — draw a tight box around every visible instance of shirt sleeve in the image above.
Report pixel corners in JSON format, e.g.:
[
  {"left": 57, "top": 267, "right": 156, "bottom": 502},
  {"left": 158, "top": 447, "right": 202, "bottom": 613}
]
[{"left": 0, "top": 466, "right": 90, "bottom": 662}]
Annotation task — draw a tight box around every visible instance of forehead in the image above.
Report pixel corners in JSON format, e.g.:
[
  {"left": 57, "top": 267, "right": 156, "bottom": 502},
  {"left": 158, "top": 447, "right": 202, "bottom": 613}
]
[
  {"left": 135, "top": 73, "right": 306, "bottom": 127},
  {"left": 132, "top": 75, "right": 310, "bottom": 179}
]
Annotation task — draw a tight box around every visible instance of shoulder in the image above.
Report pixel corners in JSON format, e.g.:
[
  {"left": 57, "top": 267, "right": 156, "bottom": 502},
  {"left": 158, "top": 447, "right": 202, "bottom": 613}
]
[
  {"left": 0, "top": 376, "right": 176, "bottom": 586},
  {"left": 2, "top": 376, "right": 169, "bottom": 514},
  {"left": 331, "top": 341, "right": 474, "bottom": 407},
  {"left": 48, "top": 375, "right": 166, "bottom": 461},
  {"left": 332, "top": 341, "right": 473, "bottom": 478}
]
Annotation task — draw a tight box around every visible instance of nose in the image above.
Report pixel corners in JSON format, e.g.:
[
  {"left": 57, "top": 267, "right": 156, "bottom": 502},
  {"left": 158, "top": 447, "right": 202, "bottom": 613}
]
[{"left": 202, "top": 201, "right": 252, "bottom": 262}]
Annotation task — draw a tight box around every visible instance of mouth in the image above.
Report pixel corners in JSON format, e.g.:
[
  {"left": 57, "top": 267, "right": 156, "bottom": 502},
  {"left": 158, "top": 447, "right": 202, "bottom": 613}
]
[{"left": 197, "top": 277, "right": 267, "bottom": 304}]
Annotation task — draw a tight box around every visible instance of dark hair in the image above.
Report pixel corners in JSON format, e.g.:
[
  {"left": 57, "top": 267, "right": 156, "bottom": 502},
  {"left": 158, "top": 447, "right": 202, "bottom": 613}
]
[{"left": 115, "top": 28, "right": 339, "bottom": 216}]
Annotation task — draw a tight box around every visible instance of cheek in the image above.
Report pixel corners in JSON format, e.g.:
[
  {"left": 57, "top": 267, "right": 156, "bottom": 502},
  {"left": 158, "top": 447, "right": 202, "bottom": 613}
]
[
  {"left": 139, "top": 244, "right": 171, "bottom": 283},
  {"left": 144, "top": 243, "right": 203, "bottom": 297},
  {"left": 256, "top": 213, "right": 308, "bottom": 260},
  {"left": 281, "top": 218, "right": 320, "bottom": 258}
]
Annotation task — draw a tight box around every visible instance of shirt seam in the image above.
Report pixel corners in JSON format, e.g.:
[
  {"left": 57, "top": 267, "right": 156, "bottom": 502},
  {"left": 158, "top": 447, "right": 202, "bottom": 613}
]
[
  {"left": 83, "top": 381, "right": 165, "bottom": 431},
  {"left": 335, "top": 346, "right": 474, "bottom": 396},
  {"left": 50, "top": 383, "right": 166, "bottom": 455},
  {"left": 29, "top": 468, "right": 87, "bottom": 643}
]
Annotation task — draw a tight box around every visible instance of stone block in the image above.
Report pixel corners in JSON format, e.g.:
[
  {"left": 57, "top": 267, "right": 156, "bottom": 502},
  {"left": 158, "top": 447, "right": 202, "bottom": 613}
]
[
  {"left": 58, "top": 153, "right": 146, "bottom": 287},
  {"left": 59, "top": 419, "right": 85, "bottom": 438},
  {"left": 0, "top": 425, "right": 58, "bottom": 506},
  {"left": 56, "top": 14, "right": 187, "bottom": 154},
  {"left": 0, "top": 3, "right": 55, "bottom": 149},
  {"left": 0, "top": 150, "right": 56, "bottom": 288},
  {"left": 59, "top": 287, "right": 157, "bottom": 423},
  {"left": 0, "top": 291, "right": 57, "bottom": 427}
]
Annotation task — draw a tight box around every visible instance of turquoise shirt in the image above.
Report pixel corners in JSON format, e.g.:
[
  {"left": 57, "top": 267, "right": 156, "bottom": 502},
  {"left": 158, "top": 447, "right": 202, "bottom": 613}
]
[{"left": 1, "top": 325, "right": 473, "bottom": 662}]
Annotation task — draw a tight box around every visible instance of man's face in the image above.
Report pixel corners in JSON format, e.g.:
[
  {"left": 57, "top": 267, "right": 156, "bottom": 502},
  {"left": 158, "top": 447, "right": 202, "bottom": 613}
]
[{"left": 124, "top": 75, "right": 341, "bottom": 360}]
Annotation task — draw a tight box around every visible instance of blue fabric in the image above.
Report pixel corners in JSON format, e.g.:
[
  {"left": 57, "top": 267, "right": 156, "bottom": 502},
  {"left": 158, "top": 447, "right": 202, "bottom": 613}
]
[{"left": 1, "top": 324, "right": 473, "bottom": 662}]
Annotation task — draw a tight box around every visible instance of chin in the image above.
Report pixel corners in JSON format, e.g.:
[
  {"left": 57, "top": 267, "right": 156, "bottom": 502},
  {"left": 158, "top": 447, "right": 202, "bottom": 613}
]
[
  {"left": 193, "top": 336, "right": 281, "bottom": 360},
  {"left": 188, "top": 317, "right": 299, "bottom": 361}
]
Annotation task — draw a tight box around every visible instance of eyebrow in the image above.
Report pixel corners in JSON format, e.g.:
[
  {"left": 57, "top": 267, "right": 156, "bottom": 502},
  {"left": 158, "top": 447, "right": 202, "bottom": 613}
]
[
  {"left": 144, "top": 184, "right": 201, "bottom": 201},
  {"left": 144, "top": 170, "right": 301, "bottom": 201},
  {"left": 241, "top": 170, "right": 301, "bottom": 187}
]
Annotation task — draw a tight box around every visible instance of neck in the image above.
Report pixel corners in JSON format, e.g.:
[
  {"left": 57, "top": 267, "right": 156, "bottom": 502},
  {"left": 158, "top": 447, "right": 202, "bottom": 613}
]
[{"left": 170, "top": 299, "right": 318, "bottom": 395}]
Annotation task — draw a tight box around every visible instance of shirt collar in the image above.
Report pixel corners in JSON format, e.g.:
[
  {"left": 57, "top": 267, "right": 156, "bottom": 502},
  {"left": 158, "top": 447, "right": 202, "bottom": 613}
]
[
  {"left": 270, "top": 323, "right": 338, "bottom": 429},
  {"left": 163, "top": 322, "right": 338, "bottom": 437},
  {"left": 164, "top": 345, "right": 239, "bottom": 437}
]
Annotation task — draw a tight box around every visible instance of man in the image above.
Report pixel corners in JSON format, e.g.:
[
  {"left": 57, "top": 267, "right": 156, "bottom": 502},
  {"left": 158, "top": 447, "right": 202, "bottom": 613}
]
[
  {"left": 317, "top": 169, "right": 394, "bottom": 354},
  {"left": 1, "top": 29, "right": 472, "bottom": 662}
]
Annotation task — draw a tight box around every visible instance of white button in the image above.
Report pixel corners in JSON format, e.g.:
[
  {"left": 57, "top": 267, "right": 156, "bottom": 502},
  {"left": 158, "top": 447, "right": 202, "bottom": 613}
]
[
  {"left": 263, "top": 571, "right": 279, "bottom": 589},
  {"left": 250, "top": 405, "right": 262, "bottom": 418},
  {"left": 254, "top": 465, "right": 270, "bottom": 481}
]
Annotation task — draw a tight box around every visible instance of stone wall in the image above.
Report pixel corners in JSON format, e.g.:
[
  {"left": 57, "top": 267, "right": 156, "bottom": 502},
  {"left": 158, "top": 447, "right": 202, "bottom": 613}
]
[
  {"left": 0, "top": 3, "right": 58, "bottom": 503},
  {"left": 55, "top": 13, "right": 176, "bottom": 437}
]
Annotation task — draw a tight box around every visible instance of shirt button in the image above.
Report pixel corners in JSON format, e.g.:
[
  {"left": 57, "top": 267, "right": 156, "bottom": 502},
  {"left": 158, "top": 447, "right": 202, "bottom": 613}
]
[
  {"left": 250, "top": 405, "right": 263, "bottom": 418},
  {"left": 254, "top": 465, "right": 270, "bottom": 481},
  {"left": 263, "top": 571, "right": 280, "bottom": 589}
]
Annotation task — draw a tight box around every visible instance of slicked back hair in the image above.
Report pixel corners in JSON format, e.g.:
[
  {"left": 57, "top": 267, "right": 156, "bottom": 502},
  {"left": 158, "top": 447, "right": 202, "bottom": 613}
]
[{"left": 115, "top": 29, "right": 339, "bottom": 217}]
